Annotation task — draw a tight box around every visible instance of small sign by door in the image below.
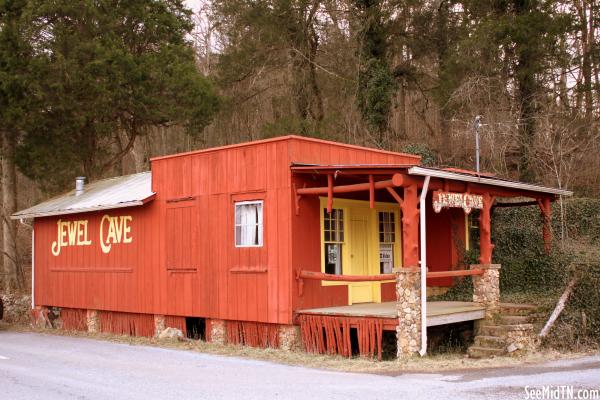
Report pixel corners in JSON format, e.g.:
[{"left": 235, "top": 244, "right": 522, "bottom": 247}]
[{"left": 379, "top": 244, "right": 393, "bottom": 274}]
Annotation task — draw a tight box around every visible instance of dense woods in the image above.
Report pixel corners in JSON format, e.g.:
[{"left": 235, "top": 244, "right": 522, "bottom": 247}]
[{"left": 1, "top": 0, "right": 598, "bottom": 291}]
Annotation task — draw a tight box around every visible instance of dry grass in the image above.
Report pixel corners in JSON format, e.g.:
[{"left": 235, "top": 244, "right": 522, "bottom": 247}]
[{"left": 1, "top": 322, "right": 595, "bottom": 375}]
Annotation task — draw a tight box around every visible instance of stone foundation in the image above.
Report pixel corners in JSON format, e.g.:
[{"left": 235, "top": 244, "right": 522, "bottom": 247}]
[
  {"left": 30, "top": 305, "right": 51, "bottom": 328},
  {"left": 208, "top": 319, "right": 226, "bottom": 344},
  {"left": 278, "top": 324, "right": 301, "bottom": 351},
  {"left": 396, "top": 267, "right": 421, "bottom": 357},
  {"left": 506, "top": 325, "right": 538, "bottom": 355},
  {"left": 1, "top": 294, "right": 31, "bottom": 324},
  {"left": 471, "top": 264, "right": 501, "bottom": 318},
  {"left": 154, "top": 314, "right": 166, "bottom": 337},
  {"left": 86, "top": 310, "right": 100, "bottom": 333}
]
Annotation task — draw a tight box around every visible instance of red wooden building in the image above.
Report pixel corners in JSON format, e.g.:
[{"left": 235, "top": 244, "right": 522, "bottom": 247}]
[{"left": 14, "top": 135, "right": 571, "bottom": 357}]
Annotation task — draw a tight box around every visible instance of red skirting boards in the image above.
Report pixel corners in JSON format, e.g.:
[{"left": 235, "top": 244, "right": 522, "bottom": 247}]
[
  {"left": 99, "top": 311, "right": 155, "bottom": 337},
  {"left": 226, "top": 321, "right": 279, "bottom": 348},
  {"left": 298, "top": 314, "right": 384, "bottom": 360},
  {"left": 60, "top": 308, "right": 87, "bottom": 331}
]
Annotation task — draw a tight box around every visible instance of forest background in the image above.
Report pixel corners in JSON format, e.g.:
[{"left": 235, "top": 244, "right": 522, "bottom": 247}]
[{"left": 0, "top": 0, "right": 598, "bottom": 301}]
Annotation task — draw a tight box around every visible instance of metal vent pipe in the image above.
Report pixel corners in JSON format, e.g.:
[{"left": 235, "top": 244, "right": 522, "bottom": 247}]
[{"left": 75, "top": 177, "right": 86, "bottom": 196}]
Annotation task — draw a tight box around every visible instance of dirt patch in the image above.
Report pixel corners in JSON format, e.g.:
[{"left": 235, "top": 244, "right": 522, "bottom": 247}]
[{"left": 2, "top": 322, "right": 595, "bottom": 375}]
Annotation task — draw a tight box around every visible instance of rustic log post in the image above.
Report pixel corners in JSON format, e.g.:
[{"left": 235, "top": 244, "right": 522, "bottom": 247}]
[
  {"left": 396, "top": 267, "right": 421, "bottom": 357},
  {"left": 479, "top": 193, "right": 495, "bottom": 264},
  {"left": 470, "top": 264, "right": 501, "bottom": 318},
  {"left": 538, "top": 197, "right": 552, "bottom": 254},
  {"left": 401, "top": 184, "right": 419, "bottom": 268}
]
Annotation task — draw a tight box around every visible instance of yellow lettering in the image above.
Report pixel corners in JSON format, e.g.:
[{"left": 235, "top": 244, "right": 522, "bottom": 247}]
[
  {"left": 122, "top": 216, "right": 132, "bottom": 243},
  {"left": 114, "top": 217, "right": 124, "bottom": 243},
  {"left": 81, "top": 221, "right": 92, "bottom": 245},
  {"left": 51, "top": 219, "right": 92, "bottom": 256},
  {"left": 60, "top": 221, "right": 68, "bottom": 248},
  {"left": 100, "top": 214, "right": 112, "bottom": 254},
  {"left": 67, "top": 221, "right": 77, "bottom": 245},
  {"left": 106, "top": 217, "right": 117, "bottom": 244},
  {"left": 51, "top": 219, "right": 63, "bottom": 256}
]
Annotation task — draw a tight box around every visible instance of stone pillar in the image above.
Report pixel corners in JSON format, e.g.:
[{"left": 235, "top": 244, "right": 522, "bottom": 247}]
[
  {"left": 471, "top": 264, "right": 501, "bottom": 317},
  {"left": 154, "top": 314, "right": 166, "bottom": 337},
  {"left": 30, "top": 305, "right": 50, "bottom": 328},
  {"left": 396, "top": 267, "right": 421, "bottom": 357},
  {"left": 278, "top": 325, "right": 301, "bottom": 351},
  {"left": 208, "top": 319, "right": 226, "bottom": 345},
  {"left": 86, "top": 310, "right": 100, "bottom": 333}
]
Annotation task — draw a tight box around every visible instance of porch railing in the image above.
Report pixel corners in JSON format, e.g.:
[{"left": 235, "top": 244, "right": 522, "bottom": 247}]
[{"left": 295, "top": 269, "right": 484, "bottom": 296}]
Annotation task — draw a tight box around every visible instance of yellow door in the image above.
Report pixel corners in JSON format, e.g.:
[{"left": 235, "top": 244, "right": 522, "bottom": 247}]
[{"left": 349, "top": 209, "right": 374, "bottom": 304}]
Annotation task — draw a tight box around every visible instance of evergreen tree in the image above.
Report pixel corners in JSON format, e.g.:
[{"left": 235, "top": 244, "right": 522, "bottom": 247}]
[{"left": 16, "top": 0, "right": 220, "bottom": 191}]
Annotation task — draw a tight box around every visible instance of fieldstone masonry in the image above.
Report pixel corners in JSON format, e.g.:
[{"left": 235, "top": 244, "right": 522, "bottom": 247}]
[
  {"left": 278, "top": 325, "right": 301, "bottom": 351},
  {"left": 86, "top": 310, "right": 100, "bottom": 333},
  {"left": 30, "top": 305, "right": 51, "bottom": 328},
  {"left": 396, "top": 267, "right": 421, "bottom": 357},
  {"left": 154, "top": 314, "right": 166, "bottom": 337},
  {"left": 506, "top": 324, "right": 538, "bottom": 354},
  {"left": 209, "top": 319, "right": 226, "bottom": 344},
  {"left": 1, "top": 294, "right": 31, "bottom": 324},
  {"left": 471, "top": 264, "right": 501, "bottom": 318}
]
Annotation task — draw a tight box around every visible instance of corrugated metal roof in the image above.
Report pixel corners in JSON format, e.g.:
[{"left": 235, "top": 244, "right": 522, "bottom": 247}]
[
  {"left": 290, "top": 163, "right": 573, "bottom": 196},
  {"left": 12, "top": 172, "right": 155, "bottom": 219}
]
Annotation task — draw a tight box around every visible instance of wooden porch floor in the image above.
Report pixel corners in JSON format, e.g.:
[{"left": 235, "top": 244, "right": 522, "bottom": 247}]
[{"left": 297, "top": 301, "right": 486, "bottom": 328}]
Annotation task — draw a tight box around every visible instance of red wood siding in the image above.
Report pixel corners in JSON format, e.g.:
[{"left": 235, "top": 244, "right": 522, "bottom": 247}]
[{"left": 33, "top": 136, "right": 422, "bottom": 325}]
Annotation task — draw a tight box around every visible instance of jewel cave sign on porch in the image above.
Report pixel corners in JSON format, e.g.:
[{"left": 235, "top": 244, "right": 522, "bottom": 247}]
[{"left": 432, "top": 191, "right": 484, "bottom": 214}]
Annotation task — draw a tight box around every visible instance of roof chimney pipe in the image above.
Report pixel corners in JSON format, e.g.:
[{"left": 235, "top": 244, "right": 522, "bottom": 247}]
[{"left": 75, "top": 177, "right": 86, "bottom": 196}]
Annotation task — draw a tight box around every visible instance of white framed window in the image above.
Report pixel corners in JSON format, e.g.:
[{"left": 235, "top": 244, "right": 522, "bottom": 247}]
[
  {"left": 378, "top": 211, "right": 396, "bottom": 274},
  {"left": 234, "top": 200, "right": 263, "bottom": 247},
  {"left": 323, "top": 208, "right": 344, "bottom": 275}
]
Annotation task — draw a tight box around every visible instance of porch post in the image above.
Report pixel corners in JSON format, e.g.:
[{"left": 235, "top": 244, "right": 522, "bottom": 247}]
[
  {"left": 397, "top": 183, "right": 421, "bottom": 358},
  {"left": 396, "top": 267, "right": 421, "bottom": 357},
  {"left": 479, "top": 193, "right": 494, "bottom": 264},
  {"left": 470, "top": 264, "right": 501, "bottom": 318},
  {"left": 538, "top": 197, "right": 552, "bottom": 253},
  {"left": 401, "top": 184, "right": 419, "bottom": 268}
]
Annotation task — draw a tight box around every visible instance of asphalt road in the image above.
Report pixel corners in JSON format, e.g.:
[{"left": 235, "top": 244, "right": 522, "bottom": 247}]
[{"left": 0, "top": 331, "right": 599, "bottom": 400}]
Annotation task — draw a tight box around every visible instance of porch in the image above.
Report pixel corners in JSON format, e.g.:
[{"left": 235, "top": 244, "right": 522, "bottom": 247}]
[
  {"left": 291, "top": 163, "right": 569, "bottom": 358},
  {"left": 297, "top": 300, "right": 487, "bottom": 330}
]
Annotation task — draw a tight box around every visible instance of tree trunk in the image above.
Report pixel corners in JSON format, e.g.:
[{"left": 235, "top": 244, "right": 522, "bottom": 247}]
[
  {"left": 130, "top": 134, "right": 150, "bottom": 173},
  {"left": 515, "top": 41, "right": 538, "bottom": 181},
  {"left": 539, "top": 277, "right": 577, "bottom": 338},
  {"left": 2, "top": 131, "right": 20, "bottom": 292},
  {"left": 576, "top": 0, "right": 593, "bottom": 120}
]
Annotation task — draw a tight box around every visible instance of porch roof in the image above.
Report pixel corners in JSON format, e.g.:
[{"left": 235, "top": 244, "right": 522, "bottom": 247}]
[{"left": 291, "top": 163, "right": 573, "bottom": 197}]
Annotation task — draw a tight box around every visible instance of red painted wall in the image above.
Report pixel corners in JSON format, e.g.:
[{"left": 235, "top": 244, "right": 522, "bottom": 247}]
[{"left": 34, "top": 136, "right": 420, "bottom": 325}]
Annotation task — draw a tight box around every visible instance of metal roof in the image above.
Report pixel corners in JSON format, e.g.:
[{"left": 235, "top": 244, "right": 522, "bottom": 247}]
[
  {"left": 290, "top": 163, "right": 573, "bottom": 197},
  {"left": 12, "top": 172, "right": 155, "bottom": 219},
  {"left": 407, "top": 166, "right": 573, "bottom": 196}
]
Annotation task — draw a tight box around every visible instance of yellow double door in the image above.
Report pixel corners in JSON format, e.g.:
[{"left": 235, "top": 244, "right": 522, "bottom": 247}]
[
  {"left": 321, "top": 198, "right": 401, "bottom": 305},
  {"left": 348, "top": 206, "right": 398, "bottom": 304}
]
